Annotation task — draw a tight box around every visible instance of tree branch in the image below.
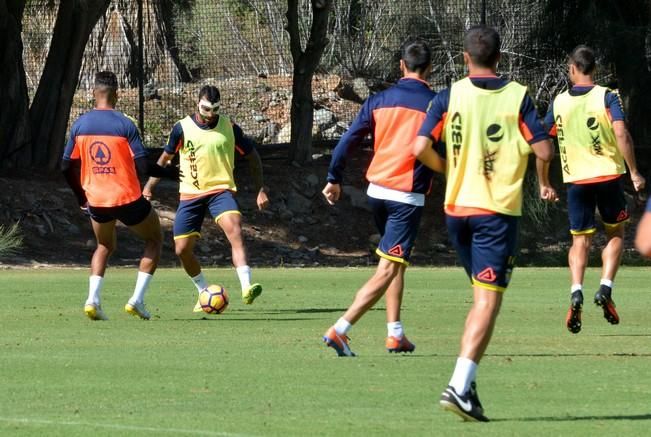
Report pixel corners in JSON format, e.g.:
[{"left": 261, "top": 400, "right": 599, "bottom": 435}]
[{"left": 285, "top": 0, "right": 301, "bottom": 61}]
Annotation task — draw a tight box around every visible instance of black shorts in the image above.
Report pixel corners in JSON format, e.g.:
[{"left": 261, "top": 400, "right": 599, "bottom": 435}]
[
  {"left": 88, "top": 196, "right": 152, "bottom": 226},
  {"left": 567, "top": 176, "right": 629, "bottom": 235}
]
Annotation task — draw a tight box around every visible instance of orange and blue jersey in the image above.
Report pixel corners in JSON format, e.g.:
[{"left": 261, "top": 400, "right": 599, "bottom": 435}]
[
  {"left": 327, "top": 78, "right": 437, "bottom": 194},
  {"left": 417, "top": 76, "right": 548, "bottom": 216},
  {"left": 63, "top": 109, "right": 147, "bottom": 208}
]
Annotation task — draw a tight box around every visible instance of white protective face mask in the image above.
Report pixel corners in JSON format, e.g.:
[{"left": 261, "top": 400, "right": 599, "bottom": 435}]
[{"left": 198, "top": 99, "right": 220, "bottom": 118}]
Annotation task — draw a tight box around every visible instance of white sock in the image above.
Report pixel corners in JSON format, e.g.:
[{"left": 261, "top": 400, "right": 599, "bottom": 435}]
[
  {"left": 86, "top": 275, "right": 104, "bottom": 305},
  {"left": 130, "top": 271, "right": 153, "bottom": 304},
  {"left": 191, "top": 272, "right": 208, "bottom": 293},
  {"left": 236, "top": 265, "right": 251, "bottom": 290},
  {"left": 600, "top": 278, "right": 614, "bottom": 289},
  {"left": 571, "top": 283, "right": 582, "bottom": 294},
  {"left": 387, "top": 321, "right": 404, "bottom": 339},
  {"left": 334, "top": 317, "right": 352, "bottom": 336},
  {"left": 449, "top": 357, "right": 478, "bottom": 395}
]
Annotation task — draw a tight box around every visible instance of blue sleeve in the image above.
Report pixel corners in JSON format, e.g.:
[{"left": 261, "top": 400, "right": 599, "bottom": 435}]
[
  {"left": 543, "top": 102, "right": 556, "bottom": 136},
  {"left": 233, "top": 123, "right": 254, "bottom": 156},
  {"left": 62, "top": 121, "right": 79, "bottom": 161},
  {"left": 164, "top": 122, "right": 184, "bottom": 154},
  {"left": 417, "top": 89, "right": 449, "bottom": 141},
  {"left": 647, "top": 197, "right": 651, "bottom": 212},
  {"left": 519, "top": 94, "right": 548, "bottom": 144},
  {"left": 606, "top": 91, "right": 625, "bottom": 122},
  {"left": 125, "top": 118, "right": 147, "bottom": 159},
  {"left": 327, "top": 97, "right": 374, "bottom": 183}
]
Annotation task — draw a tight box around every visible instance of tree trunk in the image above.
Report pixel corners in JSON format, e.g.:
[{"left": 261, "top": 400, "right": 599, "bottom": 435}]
[
  {"left": 286, "top": 0, "right": 332, "bottom": 164},
  {"left": 29, "top": 0, "right": 111, "bottom": 170},
  {"left": 0, "top": 0, "right": 30, "bottom": 168}
]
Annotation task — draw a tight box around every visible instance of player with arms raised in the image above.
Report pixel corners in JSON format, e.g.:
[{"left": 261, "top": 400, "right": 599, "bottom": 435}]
[{"left": 412, "top": 26, "right": 556, "bottom": 421}]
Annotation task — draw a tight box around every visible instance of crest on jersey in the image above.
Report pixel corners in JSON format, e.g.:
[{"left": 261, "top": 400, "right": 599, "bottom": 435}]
[{"left": 90, "top": 141, "right": 112, "bottom": 165}]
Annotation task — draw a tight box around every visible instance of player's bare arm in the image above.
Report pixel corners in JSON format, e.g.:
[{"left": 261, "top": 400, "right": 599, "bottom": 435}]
[
  {"left": 143, "top": 150, "right": 176, "bottom": 200},
  {"left": 613, "top": 120, "right": 645, "bottom": 192},
  {"left": 322, "top": 182, "right": 341, "bottom": 205},
  {"left": 530, "top": 138, "right": 558, "bottom": 201},
  {"left": 635, "top": 211, "right": 651, "bottom": 257},
  {"left": 245, "top": 149, "right": 269, "bottom": 210},
  {"left": 411, "top": 135, "right": 445, "bottom": 173}
]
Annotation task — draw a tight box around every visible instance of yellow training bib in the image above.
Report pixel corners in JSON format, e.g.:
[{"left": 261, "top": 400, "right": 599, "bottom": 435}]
[
  {"left": 553, "top": 86, "right": 624, "bottom": 183},
  {"left": 443, "top": 78, "right": 531, "bottom": 216},
  {"left": 178, "top": 115, "right": 237, "bottom": 195}
]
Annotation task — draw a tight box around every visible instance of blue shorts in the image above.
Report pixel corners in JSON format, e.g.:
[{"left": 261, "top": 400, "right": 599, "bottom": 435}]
[
  {"left": 368, "top": 197, "right": 423, "bottom": 265},
  {"left": 567, "top": 177, "right": 629, "bottom": 235},
  {"left": 446, "top": 213, "right": 519, "bottom": 292},
  {"left": 173, "top": 191, "right": 240, "bottom": 240},
  {"left": 88, "top": 196, "right": 152, "bottom": 226}
]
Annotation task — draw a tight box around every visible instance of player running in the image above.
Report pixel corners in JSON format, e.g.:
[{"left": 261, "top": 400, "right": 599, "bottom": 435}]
[
  {"left": 321, "top": 40, "right": 437, "bottom": 356},
  {"left": 544, "top": 45, "right": 645, "bottom": 334},
  {"left": 62, "top": 71, "right": 179, "bottom": 321},
  {"left": 412, "top": 26, "right": 556, "bottom": 421},
  {"left": 143, "top": 85, "right": 269, "bottom": 310}
]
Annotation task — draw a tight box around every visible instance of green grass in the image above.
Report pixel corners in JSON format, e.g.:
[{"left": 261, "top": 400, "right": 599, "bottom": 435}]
[{"left": 1, "top": 267, "right": 650, "bottom": 436}]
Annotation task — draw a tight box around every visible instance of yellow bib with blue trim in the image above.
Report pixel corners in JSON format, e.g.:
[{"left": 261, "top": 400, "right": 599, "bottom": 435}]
[
  {"left": 443, "top": 78, "right": 531, "bottom": 216},
  {"left": 178, "top": 115, "right": 237, "bottom": 195},
  {"left": 553, "top": 86, "right": 624, "bottom": 183}
]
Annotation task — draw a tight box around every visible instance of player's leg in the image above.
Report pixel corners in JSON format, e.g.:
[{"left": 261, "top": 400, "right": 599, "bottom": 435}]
[
  {"left": 173, "top": 197, "right": 209, "bottom": 310},
  {"left": 85, "top": 208, "right": 117, "bottom": 320},
  {"left": 594, "top": 178, "right": 629, "bottom": 324},
  {"left": 565, "top": 183, "right": 597, "bottom": 333},
  {"left": 211, "top": 192, "right": 261, "bottom": 304},
  {"left": 122, "top": 199, "right": 163, "bottom": 319},
  {"left": 440, "top": 214, "right": 516, "bottom": 422},
  {"left": 382, "top": 200, "right": 422, "bottom": 353}
]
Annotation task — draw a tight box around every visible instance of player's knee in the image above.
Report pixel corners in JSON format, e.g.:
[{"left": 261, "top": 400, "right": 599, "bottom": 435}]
[
  {"left": 572, "top": 235, "right": 592, "bottom": 250},
  {"left": 376, "top": 260, "right": 402, "bottom": 281},
  {"left": 175, "top": 240, "right": 191, "bottom": 258},
  {"left": 97, "top": 242, "right": 115, "bottom": 256}
]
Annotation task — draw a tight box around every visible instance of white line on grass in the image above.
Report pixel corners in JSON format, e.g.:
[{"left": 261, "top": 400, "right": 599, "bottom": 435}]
[{"left": 0, "top": 416, "right": 253, "bottom": 436}]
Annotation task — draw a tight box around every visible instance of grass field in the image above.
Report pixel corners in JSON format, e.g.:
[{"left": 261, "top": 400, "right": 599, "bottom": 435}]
[{"left": 1, "top": 267, "right": 650, "bottom": 436}]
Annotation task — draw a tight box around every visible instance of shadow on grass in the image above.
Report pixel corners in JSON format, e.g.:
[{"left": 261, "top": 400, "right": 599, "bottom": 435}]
[
  {"left": 492, "top": 413, "right": 651, "bottom": 422},
  {"left": 169, "top": 317, "right": 322, "bottom": 322},
  {"left": 256, "top": 308, "right": 349, "bottom": 314}
]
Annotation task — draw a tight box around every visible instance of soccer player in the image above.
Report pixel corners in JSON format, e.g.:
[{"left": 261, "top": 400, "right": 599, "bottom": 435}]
[
  {"left": 635, "top": 198, "right": 651, "bottom": 257},
  {"left": 321, "top": 40, "right": 437, "bottom": 357},
  {"left": 412, "top": 26, "right": 556, "bottom": 421},
  {"left": 544, "top": 45, "right": 645, "bottom": 334},
  {"left": 62, "top": 71, "right": 179, "bottom": 321},
  {"left": 143, "top": 85, "right": 269, "bottom": 309}
]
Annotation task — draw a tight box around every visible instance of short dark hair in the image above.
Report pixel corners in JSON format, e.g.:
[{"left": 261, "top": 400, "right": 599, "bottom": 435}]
[
  {"left": 463, "top": 25, "right": 501, "bottom": 68},
  {"left": 198, "top": 85, "right": 220, "bottom": 103},
  {"left": 94, "top": 71, "right": 118, "bottom": 91},
  {"left": 400, "top": 39, "right": 432, "bottom": 73},
  {"left": 568, "top": 45, "right": 596, "bottom": 74}
]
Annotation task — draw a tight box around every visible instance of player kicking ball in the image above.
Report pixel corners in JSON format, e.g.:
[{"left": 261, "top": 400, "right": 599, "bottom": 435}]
[
  {"left": 413, "top": 26, "right": 556, "bottom": 421},
  {"left": 144, "top": 85, "right": 269, "bottom": 310},
  {"left": 321, "top": 40, "right": 438, "bottom": 356},
  {"left": 544, "top": 45, "right": 645, "bottom": 333},
  {"left": 62, "top": 71, "right": 180, "bottom": 320}
]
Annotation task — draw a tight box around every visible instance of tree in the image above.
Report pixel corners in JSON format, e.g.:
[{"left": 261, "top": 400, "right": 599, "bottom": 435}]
[
  {"left": 29, "top": 0, "right": 112, "bottom": 170},
  {"left": 285, "top": 0, "right": 332, "bottom": 164},
  {"left": 0, "top": 0, "right": 30, "bottom": 168}
]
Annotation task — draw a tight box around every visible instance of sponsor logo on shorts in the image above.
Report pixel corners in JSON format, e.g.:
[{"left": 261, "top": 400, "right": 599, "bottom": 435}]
[
  {"left": 388, "top": 244, "right": 404, "bottom": 258},
  {"left": 616, "top": 210, "right": 629, "bottom": 222},
  {"left": 477, "top": 267, "right": 497, "bottom": 283}
]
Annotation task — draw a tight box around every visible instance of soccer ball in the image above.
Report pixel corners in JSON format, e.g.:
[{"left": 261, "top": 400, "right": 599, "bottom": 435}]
[{"left": 199, "top": 285, "right": 229, "bottom": 314}]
